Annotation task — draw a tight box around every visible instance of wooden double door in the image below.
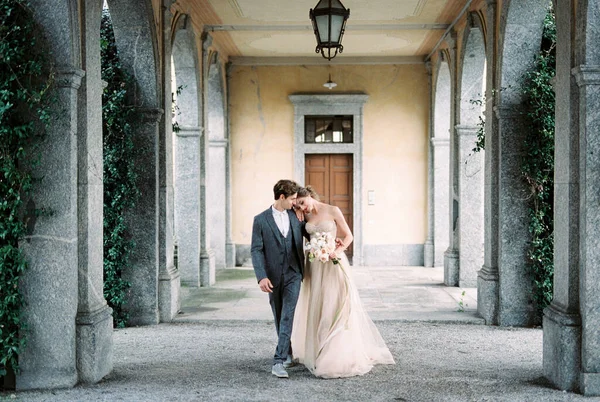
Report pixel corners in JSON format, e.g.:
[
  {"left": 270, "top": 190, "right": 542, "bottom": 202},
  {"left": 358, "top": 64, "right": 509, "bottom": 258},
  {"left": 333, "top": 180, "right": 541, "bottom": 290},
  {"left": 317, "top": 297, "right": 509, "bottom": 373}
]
[{"left": 305, "top": 154, "right": 353, "bottom": 256}]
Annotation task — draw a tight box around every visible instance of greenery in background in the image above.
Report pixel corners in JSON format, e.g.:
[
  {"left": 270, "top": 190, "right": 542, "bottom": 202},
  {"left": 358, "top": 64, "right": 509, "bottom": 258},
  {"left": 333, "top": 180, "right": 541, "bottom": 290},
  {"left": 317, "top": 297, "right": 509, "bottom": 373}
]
[
  {"left": 521, "top": 8, "right": 556, "bottom": 321},
  {"left": 172, "top": 84, "right": 184, "bottom": 134},
  {"left": 469, "top": 96, "right": 485, "bottom": 153},
  {"left": 0, "top": 0, "right": 52, "bottom": 375},
  {"left": 101, "top": 9, "right": 139, "bottom": 328}
]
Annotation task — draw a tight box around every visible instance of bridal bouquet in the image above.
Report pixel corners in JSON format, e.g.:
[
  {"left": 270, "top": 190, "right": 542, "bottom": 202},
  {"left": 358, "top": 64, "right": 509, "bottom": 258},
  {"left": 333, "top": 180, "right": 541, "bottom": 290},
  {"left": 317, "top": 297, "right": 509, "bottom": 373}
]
[{"left": 306, "top": 232, "right": 340, "bottom": 265}]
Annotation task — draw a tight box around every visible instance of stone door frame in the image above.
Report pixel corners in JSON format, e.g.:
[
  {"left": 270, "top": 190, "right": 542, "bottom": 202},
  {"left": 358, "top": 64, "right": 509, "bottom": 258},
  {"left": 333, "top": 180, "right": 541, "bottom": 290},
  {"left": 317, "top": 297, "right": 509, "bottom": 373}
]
[{"left": 289, "top": 94, "right": 367, "bottom": 266}]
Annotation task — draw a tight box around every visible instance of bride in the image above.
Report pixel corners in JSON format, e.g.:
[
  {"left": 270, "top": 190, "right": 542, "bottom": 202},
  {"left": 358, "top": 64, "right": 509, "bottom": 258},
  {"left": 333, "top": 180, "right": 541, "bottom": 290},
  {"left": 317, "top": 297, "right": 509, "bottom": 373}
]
[{"left": 290, "top": 186, "right": 395, "bottom": 378}]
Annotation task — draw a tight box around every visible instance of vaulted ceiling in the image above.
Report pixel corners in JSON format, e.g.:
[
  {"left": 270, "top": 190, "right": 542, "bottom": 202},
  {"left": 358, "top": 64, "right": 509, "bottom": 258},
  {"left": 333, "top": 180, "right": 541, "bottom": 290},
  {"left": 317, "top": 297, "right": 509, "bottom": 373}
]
[{"left": 173, "top": 0, "right": 472, "bottom": 64}]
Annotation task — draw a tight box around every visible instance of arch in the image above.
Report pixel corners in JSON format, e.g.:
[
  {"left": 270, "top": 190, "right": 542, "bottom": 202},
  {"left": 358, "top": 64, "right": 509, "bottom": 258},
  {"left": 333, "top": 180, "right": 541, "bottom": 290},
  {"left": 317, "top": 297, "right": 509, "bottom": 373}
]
[
  {"left": 431, "top": 57, "right": 451, "bottom": 267},
  {"left": 455, "top": 14, "right": 487, "bottom": 287},
  {"left": 206, "top": 53, "right": 228, "bottom": 270},
  {"left": 498, "top": 0, "right": 548, "bottom": 105},
  {"left": 105, "top": 0, "right": 160, "bottom": 107},
  {"left": 172, "top": 17, "right": 203, "bottom": 286}
]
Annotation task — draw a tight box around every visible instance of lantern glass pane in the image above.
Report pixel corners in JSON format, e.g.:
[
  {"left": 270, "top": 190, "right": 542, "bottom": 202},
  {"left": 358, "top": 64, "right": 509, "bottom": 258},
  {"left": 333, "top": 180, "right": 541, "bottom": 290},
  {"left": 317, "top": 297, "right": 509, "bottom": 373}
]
[
  {"left": 315, "top": 15, "right": 330, "bottom": 42},
  {"left": 330, "top": 14, "right": 344, "bottom": 43}
]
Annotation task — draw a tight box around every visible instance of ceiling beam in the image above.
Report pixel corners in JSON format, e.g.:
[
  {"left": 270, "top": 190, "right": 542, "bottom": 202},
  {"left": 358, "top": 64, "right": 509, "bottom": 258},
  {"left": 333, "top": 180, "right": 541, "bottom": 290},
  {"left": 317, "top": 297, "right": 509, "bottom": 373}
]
[
  {"left": 203, "top": 23, "right": 449, "bottom": 32},
  {"left": 228, "top": 56, "right": 425, "bottom": 66}
]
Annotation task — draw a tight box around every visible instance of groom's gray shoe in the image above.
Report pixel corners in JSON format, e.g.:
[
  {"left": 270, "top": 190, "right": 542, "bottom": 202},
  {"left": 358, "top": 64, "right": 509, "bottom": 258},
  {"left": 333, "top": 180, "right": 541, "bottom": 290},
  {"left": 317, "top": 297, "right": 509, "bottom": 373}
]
[
  {"left": 271, "top": 363, "right": 289, "bottom": 378},
  {"left": 283, "top": 355, "right": 298, "bottom": 369}
]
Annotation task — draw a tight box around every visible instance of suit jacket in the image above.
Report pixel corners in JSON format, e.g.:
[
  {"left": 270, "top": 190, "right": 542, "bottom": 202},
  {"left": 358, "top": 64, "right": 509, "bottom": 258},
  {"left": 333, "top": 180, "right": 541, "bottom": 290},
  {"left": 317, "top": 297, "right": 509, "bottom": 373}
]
[{"left": 251, "top": 207, "right": 307, "bottom": 287}]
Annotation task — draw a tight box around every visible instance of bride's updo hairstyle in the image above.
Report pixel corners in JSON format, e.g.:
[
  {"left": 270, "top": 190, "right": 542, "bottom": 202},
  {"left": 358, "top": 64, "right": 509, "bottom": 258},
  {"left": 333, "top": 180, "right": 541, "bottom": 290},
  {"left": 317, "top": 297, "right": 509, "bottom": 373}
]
[{"left": 298, "top": 185, "right": 320, "bottom": 201}]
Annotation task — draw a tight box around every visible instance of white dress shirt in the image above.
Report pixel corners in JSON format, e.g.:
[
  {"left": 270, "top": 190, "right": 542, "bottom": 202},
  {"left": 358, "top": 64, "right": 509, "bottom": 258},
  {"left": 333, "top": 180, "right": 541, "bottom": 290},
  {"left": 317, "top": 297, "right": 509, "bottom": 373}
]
[{"left": 271, "top": 205, "right": 290, "bottom": 237}]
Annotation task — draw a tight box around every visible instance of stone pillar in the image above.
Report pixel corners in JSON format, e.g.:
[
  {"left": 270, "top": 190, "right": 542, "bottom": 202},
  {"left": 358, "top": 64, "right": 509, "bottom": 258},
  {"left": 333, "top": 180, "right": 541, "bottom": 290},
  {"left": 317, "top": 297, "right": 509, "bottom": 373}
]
[
  {"left": 123, "top": 108, "right": 163, "bottom": 326},
  {"left": 432, "top": 137, "right": 450, "bottom": 268},
  {"left": 542, "top": 0, "right": 581, "bottom": 392},
  {"left": 158, "top": 3, "right": 180, "bottom": 323},
  {"left": 456, "top": 125, "right": 484, "bottom": 287},
  {"left": 75, "top": 0, "right": 113, "bottom": 384},
  {"left": 200, "top": 128, "right": 216, "bottom": 286},
  {"left": 209, "top": 139, "right": 227, "bottom": 270},
  {"left": 225, "top": 141, "right": 236, "bottom": 267},
  {"left": 424, "top": 61, "right": 435, "bottom": 267},
  {"left": 574, "top": 65, "right": 600, "bottom": 396},
  {"left": 200, "top": 34, "right": 216, "bottom": 286},
  {"left": 443, "top": 33, "right": 460, "bottom": 285},
  {"left": 17, "top": 68, "right": 84, "bottom": 390},
  {"left": 174, "top": 126, "right": 201, "bottom": 285},
  {"left": 495, "top": 104, "right": 534, "bottom": 326},
  {"left": 477, "top": 0, "right": 500, "bottom": 325}
]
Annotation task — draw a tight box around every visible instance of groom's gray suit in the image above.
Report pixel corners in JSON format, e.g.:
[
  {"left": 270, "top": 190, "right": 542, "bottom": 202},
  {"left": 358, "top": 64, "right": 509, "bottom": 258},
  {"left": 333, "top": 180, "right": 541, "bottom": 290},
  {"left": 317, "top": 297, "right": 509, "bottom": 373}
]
[{"left": 251, "top": 207, "right": 307, "bottom": 365}]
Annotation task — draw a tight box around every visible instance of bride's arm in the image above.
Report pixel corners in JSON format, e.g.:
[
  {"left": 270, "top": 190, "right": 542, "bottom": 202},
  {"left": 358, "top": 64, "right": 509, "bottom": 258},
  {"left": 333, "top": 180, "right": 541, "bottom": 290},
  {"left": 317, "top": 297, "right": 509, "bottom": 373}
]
[{"left": 331, "top": 206, "right": 353, "bottom": 256}]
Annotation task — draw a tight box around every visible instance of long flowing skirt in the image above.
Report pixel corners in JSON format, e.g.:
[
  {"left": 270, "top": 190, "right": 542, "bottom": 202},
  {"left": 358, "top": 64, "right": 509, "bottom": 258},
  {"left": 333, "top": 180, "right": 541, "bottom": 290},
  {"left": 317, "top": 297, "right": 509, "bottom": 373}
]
[{"left": 291, "top": 254, "right": 395, "bottom": 378}]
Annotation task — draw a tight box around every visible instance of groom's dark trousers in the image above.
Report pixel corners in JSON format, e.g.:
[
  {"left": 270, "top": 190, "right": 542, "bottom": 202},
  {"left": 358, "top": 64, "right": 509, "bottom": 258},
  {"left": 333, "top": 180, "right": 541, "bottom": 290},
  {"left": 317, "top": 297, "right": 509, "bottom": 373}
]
[{"left": 251, "top": 208, "right": 305, "bottom": 365}]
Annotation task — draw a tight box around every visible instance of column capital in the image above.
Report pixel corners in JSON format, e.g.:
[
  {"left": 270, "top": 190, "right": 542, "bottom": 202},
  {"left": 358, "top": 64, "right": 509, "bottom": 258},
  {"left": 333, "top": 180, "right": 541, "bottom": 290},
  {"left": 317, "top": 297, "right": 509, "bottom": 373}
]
[
  {"left": 431, "top": 137, "right": 450, "bottom": 146},
  {"left": 573, "top": 65, "right": 600, "bottom": 86},
  {"left": 55, "top": 67, "right": 85, "bottom": 89},
  {"left": 455, "top": 125, "right": 479, "bottom": 136},
  {"left": 494, "top": 104, "right": 520, "bottom": 119},
  {"left": 137, "top": 108, "right": 164, "bottom": 123},
  {"left": 209, "top": 139, "right": 228, "bottom": 148},
  {"left": 176, "top": 125, "right": 203, "bottom": 137}
]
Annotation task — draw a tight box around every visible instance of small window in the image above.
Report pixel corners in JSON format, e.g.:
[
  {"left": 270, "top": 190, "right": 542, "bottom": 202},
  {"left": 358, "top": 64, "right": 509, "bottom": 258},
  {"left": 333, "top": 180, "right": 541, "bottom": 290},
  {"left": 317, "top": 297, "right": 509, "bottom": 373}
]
[{"left": 304, "top": 115, "right": 353, "bottom": 144}]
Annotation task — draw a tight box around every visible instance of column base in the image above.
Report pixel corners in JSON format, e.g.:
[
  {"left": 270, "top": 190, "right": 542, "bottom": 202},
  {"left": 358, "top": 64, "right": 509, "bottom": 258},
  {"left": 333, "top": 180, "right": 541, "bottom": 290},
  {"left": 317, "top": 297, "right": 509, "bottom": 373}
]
[
  {"left": 127, "top": 310, "right": 159, "bottom": 326},
  {"left": 444, "top": 248, "right": 459, "bottom": 286},
  {"left": 16, "top": 368, "right": 77, "bottom": 391},
  {"left": 581, "top": 373, "right": 600, "bottom": 396},
  {"left": 424, "top": 240, "right": 434, "bottom": 267},
  {"left": 543, "top": 303, "right": 581, "bottom": 392},
  {"left": 226, "top": 242, "right": 236, "bottom": 268},
  {"left": 76, "top": 305, "right": 114, "bottom": 383},
  {"left": 200, "top": 249, "right": 216, "bottom": 287},
  {"left": 477, "top": 265, "right": 499, "bottom": 325},
  {"left": 159, "top": 265, "right": 181, "bottom": 322}
]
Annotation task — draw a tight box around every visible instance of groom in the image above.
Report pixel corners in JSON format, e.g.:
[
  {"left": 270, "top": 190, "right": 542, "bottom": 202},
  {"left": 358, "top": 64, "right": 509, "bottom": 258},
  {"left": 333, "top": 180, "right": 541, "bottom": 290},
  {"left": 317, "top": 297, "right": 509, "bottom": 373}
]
[{"left": 251, "top": 179, "right": 307, "bottom": 378}]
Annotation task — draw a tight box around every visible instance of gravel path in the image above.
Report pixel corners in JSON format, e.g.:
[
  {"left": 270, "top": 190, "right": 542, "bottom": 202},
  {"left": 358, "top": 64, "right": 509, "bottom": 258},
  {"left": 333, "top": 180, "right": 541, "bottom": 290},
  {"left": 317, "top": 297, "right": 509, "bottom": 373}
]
[{"left": 5, "top": 321, "right": 597, "bottom": 402}]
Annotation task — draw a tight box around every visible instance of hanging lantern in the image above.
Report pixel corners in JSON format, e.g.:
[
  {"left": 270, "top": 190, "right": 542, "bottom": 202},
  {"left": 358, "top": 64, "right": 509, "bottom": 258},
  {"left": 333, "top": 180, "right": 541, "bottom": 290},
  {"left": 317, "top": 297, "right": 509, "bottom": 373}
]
[{"left": 309, "top": 0, "right": 350, "bottom": 60}]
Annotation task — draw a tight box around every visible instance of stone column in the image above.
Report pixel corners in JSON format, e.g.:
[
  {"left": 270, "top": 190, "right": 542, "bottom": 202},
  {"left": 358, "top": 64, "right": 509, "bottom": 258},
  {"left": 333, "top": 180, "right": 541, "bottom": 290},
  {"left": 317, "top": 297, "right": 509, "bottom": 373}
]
[
  {"left": 225, "top": 142, "right": 236, "bottom": 267},
  {"left": 443, "top": 33, "right": 460, "bottom": 284},
  {"left": 158, "top": 3, "right": 181, "bottom": 323},
  {"left": 495, "top": 104, "right": 534, "bottom": 327},
  {"left": 456, "top": 125, "right": 484, "bottom": 287},
  {"left": 432, "top": 137, "right": 450, "bottom": 268},
  {"left": 200, "top": 127, "right": 216, "bottom": 286},
  {"left": 75, "top": 0, "right": 113, "bottom": 384},
  {"left": 574, "top": 65, "right": 600, "bottom": 396},
  {"left": 542, "top": 0, "right": 581, "bottom": 392},
  {"left": 174, "top": 126, "right": 201, "bottom": 285},
  {"left": 200, "top": 33, "right": 216, "bottom": 286},
  {"left": 477, "top": 0, "right": 500, "bottom": 325},
  {"left": 123, "top": 108, "right": 163, "bottom": 326},
  {"left": 424, "top": 61, "right": 435, "bottom": 267},
  {"left": 209, "top": 139, "right": 227, "bottom": 270},
  {"left": 17, "top": 68, "right": 84, "bottom": 390}
]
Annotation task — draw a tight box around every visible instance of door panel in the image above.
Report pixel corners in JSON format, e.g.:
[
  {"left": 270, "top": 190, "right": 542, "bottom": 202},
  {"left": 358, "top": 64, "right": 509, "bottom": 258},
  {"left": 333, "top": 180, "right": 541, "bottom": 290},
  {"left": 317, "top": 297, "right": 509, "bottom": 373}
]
[{"left": 305, "top": 154, "right": 353, "bottom": 256}]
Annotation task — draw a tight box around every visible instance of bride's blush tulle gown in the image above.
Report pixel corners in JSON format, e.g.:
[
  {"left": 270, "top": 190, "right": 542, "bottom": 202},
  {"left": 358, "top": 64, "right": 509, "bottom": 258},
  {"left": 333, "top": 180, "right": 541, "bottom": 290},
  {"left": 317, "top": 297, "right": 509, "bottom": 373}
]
[{"left": 291, "top": 220, "right": 395, "bottom": 378}]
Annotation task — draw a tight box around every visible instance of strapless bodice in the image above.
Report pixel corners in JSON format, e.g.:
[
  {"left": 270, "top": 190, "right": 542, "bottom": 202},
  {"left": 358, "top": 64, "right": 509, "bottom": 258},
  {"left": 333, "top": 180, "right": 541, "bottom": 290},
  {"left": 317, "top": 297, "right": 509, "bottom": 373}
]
[{"left": 306, "top": 220, "right": 336, "bottom": 236}]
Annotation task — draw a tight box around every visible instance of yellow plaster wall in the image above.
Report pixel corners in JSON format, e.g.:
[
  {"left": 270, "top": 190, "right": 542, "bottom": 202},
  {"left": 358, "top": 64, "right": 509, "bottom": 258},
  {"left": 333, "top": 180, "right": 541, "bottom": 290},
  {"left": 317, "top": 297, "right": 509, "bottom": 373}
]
[{"left": 229, "top": 64, "right": 429, "bottom": 246}]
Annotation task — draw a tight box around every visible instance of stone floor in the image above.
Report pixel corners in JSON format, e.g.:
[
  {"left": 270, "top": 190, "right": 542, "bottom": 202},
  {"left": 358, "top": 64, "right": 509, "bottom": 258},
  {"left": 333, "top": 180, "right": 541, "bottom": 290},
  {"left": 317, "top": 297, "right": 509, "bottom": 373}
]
[
  {"left": 4, "top": 266, "right": 598, "bottom": 401},
  {"left": 176, "top": 266, "right": 482, "bottom": 324}
]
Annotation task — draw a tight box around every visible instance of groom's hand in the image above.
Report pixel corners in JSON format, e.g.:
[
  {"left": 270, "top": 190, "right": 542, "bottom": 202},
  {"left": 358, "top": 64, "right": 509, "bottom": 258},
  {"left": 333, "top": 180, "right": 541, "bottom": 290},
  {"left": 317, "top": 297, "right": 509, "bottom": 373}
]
[{"left": 259, "top": 278, "right": 273, "bottom": 293}]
